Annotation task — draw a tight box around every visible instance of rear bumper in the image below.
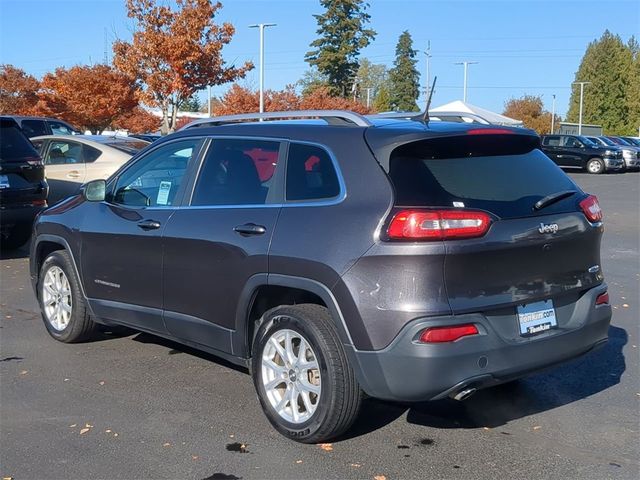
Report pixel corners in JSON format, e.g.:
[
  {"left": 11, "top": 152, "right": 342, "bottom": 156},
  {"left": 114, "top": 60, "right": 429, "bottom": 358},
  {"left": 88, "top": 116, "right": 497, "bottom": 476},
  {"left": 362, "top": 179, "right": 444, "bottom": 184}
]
[
  {"left": 0, "top": 205, "right": 44, "bottom": 227},
  {"left": 347, "top": 285, "right": 611, "bottom": 402}
]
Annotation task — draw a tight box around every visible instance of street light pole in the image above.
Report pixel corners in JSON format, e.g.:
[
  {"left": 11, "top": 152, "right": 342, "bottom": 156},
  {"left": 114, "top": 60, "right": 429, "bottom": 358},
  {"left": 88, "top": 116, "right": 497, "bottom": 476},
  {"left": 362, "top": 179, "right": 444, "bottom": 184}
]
[
  {"left": 249, "top": 23, "right": 277, "bottom": 113},
  {"left": 454, "top": 61, "right": 478, "bottom": 103},
  {"left": 551, "top": 94, "right": 556, "bottom": 133},
  {"left": 424, "top": 41, "right": 431, "bottom": 107},
  {"left": 573, "top": 81, "right": 590, "bottom": 135}
]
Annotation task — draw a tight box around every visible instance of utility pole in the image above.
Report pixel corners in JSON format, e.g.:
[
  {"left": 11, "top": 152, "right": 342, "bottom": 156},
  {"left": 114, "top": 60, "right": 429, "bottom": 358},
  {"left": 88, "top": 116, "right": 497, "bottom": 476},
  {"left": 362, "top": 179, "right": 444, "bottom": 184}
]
[
  {"left": 573, "top": 81, "right": 590, "bottom": 135},
  {"left": 249, "top": 23, "right": 277, "bottom": 113},
  {"left": 454, "top": 61, "right": 478, "bottom": 103},
  {"left": 551, "top": 94, "right": 556, "bottom": 134},
  {"left": 207, "top": 85, "right": 212, "bottom": 117},
  {"left": 424, "top": 41, "right": 432, "bottom": 107},
  {"left": 103, "top": 27, "right": 109, "bottom": 65},
  {"left": 365, "top": 87, "right": 372, "bottom": 108}
]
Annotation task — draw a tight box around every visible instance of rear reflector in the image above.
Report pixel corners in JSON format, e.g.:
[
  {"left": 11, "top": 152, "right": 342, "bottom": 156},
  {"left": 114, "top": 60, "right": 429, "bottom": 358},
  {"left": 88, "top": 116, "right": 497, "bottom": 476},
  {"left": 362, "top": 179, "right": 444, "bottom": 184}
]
[
  {"left": 387, "top": 209, "right": 492, "bottom": 240},
  {"left": 31, "top": 199, "right": 47, "bottom": 207},
  {"left": 579, "top": 195, "right": 603, "bottom": 223},
  {"left": 595, "top": 292, "right": 609, "bottom": 306},
  {"left": 419, "top": 324, "right": 479, "bottom": 343}
]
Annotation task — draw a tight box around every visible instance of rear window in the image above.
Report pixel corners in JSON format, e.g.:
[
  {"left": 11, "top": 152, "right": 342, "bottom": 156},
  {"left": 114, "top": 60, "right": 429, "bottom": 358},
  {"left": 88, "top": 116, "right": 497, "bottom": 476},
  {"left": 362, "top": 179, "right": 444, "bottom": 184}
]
[
  {"left": 107, "top": 139, "right": 149, "bottom": 154},
  {"left": 389, "top": 137, "right": 579, "bottom": 219},
  {"left": 0, "top": 123, "right": 39, "bottom": 162}
]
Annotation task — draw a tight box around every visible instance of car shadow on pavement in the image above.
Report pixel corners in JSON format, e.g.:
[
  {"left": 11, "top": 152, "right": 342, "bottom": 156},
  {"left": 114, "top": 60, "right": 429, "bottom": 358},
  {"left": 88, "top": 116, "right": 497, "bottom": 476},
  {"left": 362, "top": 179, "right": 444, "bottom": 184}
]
[
  {"left": 404, "top": 325, "right": 628, "bottom": 430},
  {"left": 339, "top": 325, "right": 627, "bottom": 439},
  {"left": 0, "top": 245, "right": 30, "bottom": 260}
]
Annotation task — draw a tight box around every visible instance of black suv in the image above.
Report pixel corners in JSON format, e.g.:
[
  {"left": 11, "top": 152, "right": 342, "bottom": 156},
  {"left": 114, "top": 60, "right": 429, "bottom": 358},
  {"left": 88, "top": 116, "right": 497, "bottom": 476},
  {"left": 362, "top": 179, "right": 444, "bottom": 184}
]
[
  {"left": 4, "top": 116, "right": 81, "bottom": 138},
  {"left": 29, "top": 111, "right": 612, "bottom": 442},
  {"left": 1, "top": 117, "right": 48, "bottom": 249},
  {"left": 541, "top": 134, "right": 624, "bottom": 174}
]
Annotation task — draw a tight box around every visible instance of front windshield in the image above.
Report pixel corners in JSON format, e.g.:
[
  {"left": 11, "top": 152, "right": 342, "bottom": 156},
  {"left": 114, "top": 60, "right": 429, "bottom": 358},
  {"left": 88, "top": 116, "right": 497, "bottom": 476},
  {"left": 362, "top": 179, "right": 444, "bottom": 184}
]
[
  {"left": 624, "top": 137, "right": 640, "bottom": 146},
  {"left": 597, "top": 137, "right": 616, "bottom": 146},
  {"left": 612, "top": 137, "right": 631, "bottom": 146},
  {"left": 578, "top": 136, "right": 596, "bottom": 146}
]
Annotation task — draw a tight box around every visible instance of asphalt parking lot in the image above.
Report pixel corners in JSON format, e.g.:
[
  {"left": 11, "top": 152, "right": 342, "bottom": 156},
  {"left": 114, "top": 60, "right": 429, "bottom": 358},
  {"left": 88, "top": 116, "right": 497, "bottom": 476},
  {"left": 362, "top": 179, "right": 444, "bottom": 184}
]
[{"left": 1, "top": 172, "right": 638, "bottom": 480}]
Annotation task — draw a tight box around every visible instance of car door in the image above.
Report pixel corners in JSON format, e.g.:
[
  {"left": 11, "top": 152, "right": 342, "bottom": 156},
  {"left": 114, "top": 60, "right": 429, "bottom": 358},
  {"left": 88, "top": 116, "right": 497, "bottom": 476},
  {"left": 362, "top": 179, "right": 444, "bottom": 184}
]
[
  {"left": 80, "top": 137, "right": 205, "bottom": 333},
  {"left": 42, "top": 139, "right": 87, "bottom": 203},
  {"left": 161, "top": 137, "right": 285, "bottom": 353},
  {"left": 541, "top": 135, "right": 561, "bottom": 163},
  {"left": 560, "top": 136, "right": 583, "bottom": 167}
]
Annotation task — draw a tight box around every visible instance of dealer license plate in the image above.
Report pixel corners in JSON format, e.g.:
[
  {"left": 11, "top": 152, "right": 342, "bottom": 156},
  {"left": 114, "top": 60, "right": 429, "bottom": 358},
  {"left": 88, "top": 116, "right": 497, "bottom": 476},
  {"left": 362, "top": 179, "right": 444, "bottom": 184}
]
[
  {"left": 517, "top": 300, "right": 557, "bottom": 336},
  {"left": 0, "top": 175, "right": 9, "bottom": 189}
]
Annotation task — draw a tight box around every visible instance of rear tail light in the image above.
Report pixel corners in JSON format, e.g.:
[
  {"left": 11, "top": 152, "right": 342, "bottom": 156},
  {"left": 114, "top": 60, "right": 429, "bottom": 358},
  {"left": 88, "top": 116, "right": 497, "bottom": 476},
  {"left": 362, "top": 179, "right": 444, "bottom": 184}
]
[
  {"left": 419, "top": 324, "right": 479, "bottom": 343},
  {"left": 386, "top": 209, "right": 492, "bottom": 240},
  {"left": 31, "top": 199, "right": 47, "bottom": 207},
  {"left": 579, "top": 195, "right": 603, "bottom": 223},
  {"left": 25, "top": 156, "right": 44, "bottom": 167},
  {"left": 595, "top": 292, "right": 609, "bottom": 306},
  {"left": 467, "top": 128, "right": 516, "bottom": 135}
]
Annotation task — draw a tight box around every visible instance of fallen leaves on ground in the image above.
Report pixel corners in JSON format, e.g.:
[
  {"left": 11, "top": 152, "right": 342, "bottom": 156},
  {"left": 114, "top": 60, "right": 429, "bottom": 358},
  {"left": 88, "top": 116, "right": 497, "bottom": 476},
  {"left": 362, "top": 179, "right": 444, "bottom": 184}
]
[
  {"left": 163, "top": 442, "right": 171, "bottom": 447},
  {"left": 79, "top": 428, "right": 90, "bottom": 435},
  {"left": 98, "top": 381, "right": 105, "bottom": 385},
  {"left": 350, "top": 463, "right": 361, "bottom": 468},
  {"left": 319, "top": 443, "right": 333, "bottom": 451},
  {"left": 374, "top": 475, "right": 387, "bottom": 480},
  {"left": 622, "top": 304, "right": 629, "bottom": 308},
  {"left": 533, "top": 426, "right": 542, "bottom": 430},
  {"left": 19, "top": 370, "right": 28, "bottom": 375},
  {"left": 295, "top": 460, "right": 303, "bottom": 464},
  {"left": 69, "top": 424, "right": 77, "bottom": 428}
]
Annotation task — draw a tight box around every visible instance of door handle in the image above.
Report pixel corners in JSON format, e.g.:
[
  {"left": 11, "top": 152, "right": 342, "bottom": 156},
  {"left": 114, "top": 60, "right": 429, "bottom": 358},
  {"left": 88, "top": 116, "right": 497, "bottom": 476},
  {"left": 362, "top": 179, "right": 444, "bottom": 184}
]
[
  {"left": 138, "top": 219, "right": 161, "bottom": 230},
  {"left": 233, "top": 223, "right": 266, "bottom": 236},
  {"left": 66, "top": 170, "right": 81, "bottom": 179}
]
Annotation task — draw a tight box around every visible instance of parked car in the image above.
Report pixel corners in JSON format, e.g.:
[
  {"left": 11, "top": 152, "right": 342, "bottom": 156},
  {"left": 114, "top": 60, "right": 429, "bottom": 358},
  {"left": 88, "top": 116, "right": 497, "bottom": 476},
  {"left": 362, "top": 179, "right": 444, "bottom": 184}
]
[
  {"left": 620, "top": 137, "right": 640, "bottom": 147},
  {"left": 30, "top": 111, "right": 612, "bottom": 443},
  {"left": 586, "top": 136, "right": 640, "bottom": 170},
  {"left": 30, "top": 135, "right": 149, "bottom": 204},
  {"left": 4, "top": 116, "right": 81, "bottom": 138},
  {"left": 129, "top": 133, "right": 161, "bottom": 143},
  {"left": 540, "top": 134, "right": 624, "bottom": 173},
  {"left": 0, "top": 117, "right": 48, "bottom": 249}
]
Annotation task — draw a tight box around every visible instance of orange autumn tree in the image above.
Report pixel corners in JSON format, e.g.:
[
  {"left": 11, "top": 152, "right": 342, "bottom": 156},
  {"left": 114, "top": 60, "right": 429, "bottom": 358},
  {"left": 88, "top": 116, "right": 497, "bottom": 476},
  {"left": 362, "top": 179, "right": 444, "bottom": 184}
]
[
  {"left": 213, "top": 85, "right": 371, "bottom": 116},
  {"left": 0, "top": 64, "right": 40, "bottom": 114},
  {"left": 113, "top": 0, "right": 252, "bottom": 134},
  {"left": 35, "top": 65, "right": 139, "bottom": 133},
  {"left": 503, "top": 95, "right": 561, "bottom": 135},
  {"left": 114, "top": 107, "right": 161, "bottom": 133}
]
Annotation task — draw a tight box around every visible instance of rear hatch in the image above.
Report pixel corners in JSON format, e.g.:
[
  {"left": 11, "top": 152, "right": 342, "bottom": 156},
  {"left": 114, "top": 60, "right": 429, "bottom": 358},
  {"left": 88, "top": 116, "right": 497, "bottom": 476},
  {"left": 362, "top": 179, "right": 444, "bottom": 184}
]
[
  {"left": 0, "top": 118, "right": 47, "bottom": 207},
  {"left": 381, "top": 130, "right": 603, "bottom": 337}
]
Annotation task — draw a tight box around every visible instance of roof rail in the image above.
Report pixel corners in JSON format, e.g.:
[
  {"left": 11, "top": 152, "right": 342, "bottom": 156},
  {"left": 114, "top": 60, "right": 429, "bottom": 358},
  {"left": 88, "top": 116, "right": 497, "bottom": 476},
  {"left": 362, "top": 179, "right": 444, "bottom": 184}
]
[
  {"left": 180, "top": 110, "right": 373, "bottom": 130},
  {"left": 368, "top": 110, "right": 491, "bottom": 125}
]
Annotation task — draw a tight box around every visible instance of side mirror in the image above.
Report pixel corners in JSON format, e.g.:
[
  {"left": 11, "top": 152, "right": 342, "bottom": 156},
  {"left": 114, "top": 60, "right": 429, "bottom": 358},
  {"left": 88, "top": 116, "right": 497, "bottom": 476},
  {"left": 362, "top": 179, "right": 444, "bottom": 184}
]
[{"left": 83, "top": 179, "right": 106, "bottom": 202}]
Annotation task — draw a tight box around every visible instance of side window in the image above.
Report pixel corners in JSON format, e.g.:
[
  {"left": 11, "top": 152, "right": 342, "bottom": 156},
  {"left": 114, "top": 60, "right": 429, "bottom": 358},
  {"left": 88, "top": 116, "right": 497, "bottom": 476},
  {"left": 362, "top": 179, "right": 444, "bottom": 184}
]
[
  {"left": 83, "top": 144, "right": 102, "bottom": 162},
  {"left": 543, "top": 136, "right": 560, "bottom": 147},
  {"left": 31, "top": 139, "right": 45, "bottom": 153},
  {"left": 112, "top": 138, "right": 200, "bottom": 207},
  {"left": 20, "top": 119, "right": 49, "bottom": 137},
  {"left": 564, "top": 137, "right": 580, "bottom": 148},
  {"left": 191, "top": 138, "right": 281, "bottom": 206},
  {"left": 44, "top": 140, "right": 84, "bottom": 165},
  {"left": 49, "top": 121, "right": 75, "bottom": 135},
  {"left": 286, "top": 143, "right": 340, "bottom": 201}
]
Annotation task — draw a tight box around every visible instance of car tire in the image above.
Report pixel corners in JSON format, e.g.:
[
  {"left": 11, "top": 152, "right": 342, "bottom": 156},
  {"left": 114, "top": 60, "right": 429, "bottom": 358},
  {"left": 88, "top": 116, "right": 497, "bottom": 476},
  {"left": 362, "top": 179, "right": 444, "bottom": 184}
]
[
  {"left": 251, "top": 304, "right": 362, "bottom": 443},
  {"left": 1, "top": 224, "right": 31, "bottom": 250},
  {"left": 586, "top": 157, "right": 605, "bottom": 174},
  {"left": 38, "top": 250, "right": 97, "bottom": 343}
]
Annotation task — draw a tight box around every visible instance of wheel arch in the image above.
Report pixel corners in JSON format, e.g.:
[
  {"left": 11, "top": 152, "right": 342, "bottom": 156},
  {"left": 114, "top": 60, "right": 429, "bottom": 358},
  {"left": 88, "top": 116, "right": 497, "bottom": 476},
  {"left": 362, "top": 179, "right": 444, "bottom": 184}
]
[
  {"left": 32, "top": 235, "right": 86, "bottom": 299},
  {"left": 233, "top": 274, "right": 354, "bottom": 358}
]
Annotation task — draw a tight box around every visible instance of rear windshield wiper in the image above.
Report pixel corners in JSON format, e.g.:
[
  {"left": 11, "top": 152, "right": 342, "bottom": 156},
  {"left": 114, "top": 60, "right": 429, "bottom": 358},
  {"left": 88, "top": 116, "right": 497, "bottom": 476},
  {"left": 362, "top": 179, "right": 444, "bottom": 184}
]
[{"left": 533, "top": 190, "right": 577, "bottom": 211}]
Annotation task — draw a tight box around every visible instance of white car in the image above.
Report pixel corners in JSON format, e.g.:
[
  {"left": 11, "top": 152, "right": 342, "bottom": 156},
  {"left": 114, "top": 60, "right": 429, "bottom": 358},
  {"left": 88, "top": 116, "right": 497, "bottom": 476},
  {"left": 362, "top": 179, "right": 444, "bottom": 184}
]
[{"left": 31, "top": 135, "right": 149, "bottom": 203}]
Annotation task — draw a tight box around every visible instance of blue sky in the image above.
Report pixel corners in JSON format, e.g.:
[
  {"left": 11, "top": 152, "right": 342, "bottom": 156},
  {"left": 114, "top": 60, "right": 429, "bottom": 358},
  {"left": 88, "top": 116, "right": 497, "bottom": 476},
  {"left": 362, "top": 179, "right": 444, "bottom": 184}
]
[{"left": 1, "top": 0, "right": 638, "bottom": 117}]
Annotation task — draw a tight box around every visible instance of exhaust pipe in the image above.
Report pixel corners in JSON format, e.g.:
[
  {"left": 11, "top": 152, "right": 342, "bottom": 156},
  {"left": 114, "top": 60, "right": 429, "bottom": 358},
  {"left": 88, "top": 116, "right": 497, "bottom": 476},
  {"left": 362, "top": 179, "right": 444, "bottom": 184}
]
[{"left": 452, "top": 387, "right": 477, "bottom": 401}]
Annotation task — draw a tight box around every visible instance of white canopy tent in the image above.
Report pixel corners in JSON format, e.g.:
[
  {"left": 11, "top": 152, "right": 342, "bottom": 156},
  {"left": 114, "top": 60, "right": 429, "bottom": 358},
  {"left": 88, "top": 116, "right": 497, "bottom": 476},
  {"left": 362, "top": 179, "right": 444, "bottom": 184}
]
[{"left": 430, "top": 100, "right": 523, "bottom": 127}]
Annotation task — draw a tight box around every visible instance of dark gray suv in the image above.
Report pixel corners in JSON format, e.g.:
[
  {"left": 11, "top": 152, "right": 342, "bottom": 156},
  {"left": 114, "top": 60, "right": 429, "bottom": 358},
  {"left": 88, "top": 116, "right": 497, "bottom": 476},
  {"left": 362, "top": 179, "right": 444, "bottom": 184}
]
[{"left": 29, "top": 111, "right": 612, "bottom": 443}]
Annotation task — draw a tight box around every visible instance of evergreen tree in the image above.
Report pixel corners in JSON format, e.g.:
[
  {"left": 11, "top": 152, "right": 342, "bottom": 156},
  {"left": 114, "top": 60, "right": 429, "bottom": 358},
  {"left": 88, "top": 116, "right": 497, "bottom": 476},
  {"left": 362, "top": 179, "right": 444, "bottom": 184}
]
[
  {"left": 389, "top": 31, "right": 420, "bottom": 112},
  {"left": 305, "top": 0, "right": 376, "bottom": 97},
  {"left": 180, "top": 94, "right": 202, "bottom": 112},
  {"left": 626, "top": 36, "right": 640, "bottom": 135},
  {"left": 373, "top": 84, "right": 392, "bottom": 112},
  {"left": 567, "top": 31, "right": 636, "bottom": 134}
]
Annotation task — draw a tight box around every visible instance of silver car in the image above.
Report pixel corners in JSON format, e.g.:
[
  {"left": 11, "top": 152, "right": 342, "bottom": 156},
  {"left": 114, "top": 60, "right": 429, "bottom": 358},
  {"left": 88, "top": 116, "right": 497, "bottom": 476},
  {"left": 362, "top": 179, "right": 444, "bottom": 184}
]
[
  {"left": 587, "top": 136, "right": 640, "bottom": 171},
  {"left": 31, "top": 135, "right": 150, "bottom": 203}
]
